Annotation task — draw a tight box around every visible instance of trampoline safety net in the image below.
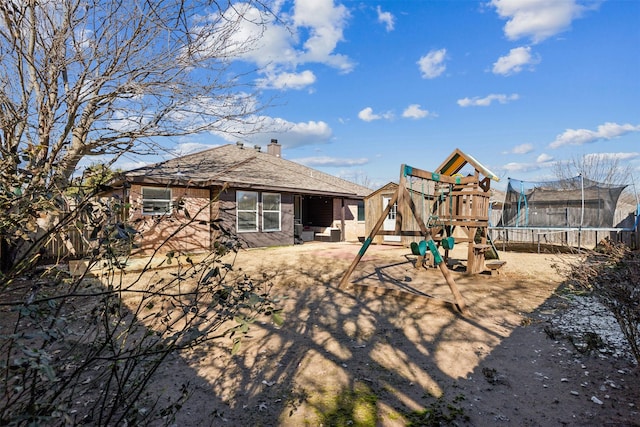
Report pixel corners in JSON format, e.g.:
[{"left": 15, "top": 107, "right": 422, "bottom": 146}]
[{"left": 499, "top": 176, "right": 627, "bottom": 228}]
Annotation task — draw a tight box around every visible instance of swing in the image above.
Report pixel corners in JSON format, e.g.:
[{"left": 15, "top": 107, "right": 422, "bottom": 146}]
[
  {"left": 409, "top": 240, "right": 428, "bottom": 256},
  {"left": 442, "top": 186, "right": 455, "bottom": 250},
  {"left": 410, "top": 177, "right": 430, "bottom": 256},
  {"left": 430, "top": 182, "right": 455, "bottom": 250},
  {"left": 442, "top": 235, "right": 455, "bottom": 250},
  {"left": 410, "top": 241, "right": 420, "bottom": 255},
  {"left": 410, "top": 179, "right": 452, "bottom": 259},
  {"left": 418, "top": 239, "right": 427, "bottom": 256},
  {"left": 339, "top": 161, "right": 469, "bottom": 315}
]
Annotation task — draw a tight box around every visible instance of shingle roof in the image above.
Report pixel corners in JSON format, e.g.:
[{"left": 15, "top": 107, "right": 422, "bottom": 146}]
[
  {"left": 364, "top": 182, "right": 398, "bottom": 199},
  {"left": 123, "top": 143, "right": 372, "bottom": 198}
]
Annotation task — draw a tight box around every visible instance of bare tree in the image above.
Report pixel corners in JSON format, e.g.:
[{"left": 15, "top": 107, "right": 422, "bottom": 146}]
[
  {"left": 0, "top": 3, "right": 286, "bottom": 423},
  {"left": 0, "top": 0, "right": 274, "bottom": 271},
  {"left": 351, "top": 171, "right": 375, "bottom": 190},
  {"left": 550, "top": 154, "right": 634, "bottom": 187},
  {"left": 550, "top": 154, "right": 638, "bottom": 205}
]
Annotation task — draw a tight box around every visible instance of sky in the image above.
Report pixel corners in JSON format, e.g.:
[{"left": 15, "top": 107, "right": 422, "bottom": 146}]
[{"left": 121, "top": 0, "right": 640, "bottom": 191}]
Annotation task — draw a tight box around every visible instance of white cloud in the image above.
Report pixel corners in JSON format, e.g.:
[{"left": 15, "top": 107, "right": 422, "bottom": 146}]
[
  {"left": 537, "top": 153, "right": 553, "bottom": 163},
  {"left": 490, "top": 0, "right": 592, "bottom": 43},
  {"left": 198, "top": 0, "right": 353, "bottom": 92},
  {"left": 358, "top": 107, "right": 394, "bottom": 122},
  {"left": 492, "top": 46, "right": 539, "bottom": 75},
  {"left": 549, "top": 122, "right": 640, "bottom": 148},
  {"left": 270, "top": 120, "right": 333, "bottom": 148},
  {"left": 162, "top": 92, "right": 262, "bottom": 133},
  {"left": 584, "top": 152, "right": 640, "bottom": 162},
  {"left": 293, "top": 0, "right": 353, "bottom": 71},
  {"left": 172, "top": 142, "right": 220, "bottom": 156},
  {"left": 293, "top": 156, "right": 369, "bottom": 167},
  {"left": 195, "top": 4, "right": 289, "bottom": 65},
  {"left": 417, "top": 48, "right": 447, "bottom": 79},
  {"left": 257, "top": 70, "right": 317, "bottom": 90},
  {"left": 502, "top": 162, "right": 542, "bottom": 173},
  {"left": 512, "top": 143, "right": 534, "bottom": 154},
  {"left": 402, "top": 104, "right": 431, "bottom": 119},
  {"left": 211, "top": 115, "right": 333, "bottom": 149},
  {"left": 376, "top": 6, "right": 395, "bottom": 32},
  {"left": 499, "top": 150, "right": 553, "bottom": 175},
  {"left": 289, "top": 120, "right": 332, "bottom": 138},
  {"left": 115, "top": 160, "right": 152, "bottom": 172},
  {"left": 457, "top": 93, "right": 519, "bottom": 107},
  {"left": 358, "top": 107, "right": 377, "bottom": 122}
]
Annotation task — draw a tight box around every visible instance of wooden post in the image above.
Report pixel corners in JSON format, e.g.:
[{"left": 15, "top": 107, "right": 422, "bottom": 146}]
[
  {"left": 339, "top": 188, "right": 399, "bottom": 288},
  {"left": 395, "top": 167, "right": 407, "bottom": 239},
  {"left": 438, "top": 261, "right": 467, "bottom": 314},
  {"left": 467, "top": 226, "right": 477, "bottom": 273}
]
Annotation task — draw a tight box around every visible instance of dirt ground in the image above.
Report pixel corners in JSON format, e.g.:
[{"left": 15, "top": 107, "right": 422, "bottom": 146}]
[{"left": 130, "top": 240, "right": 638, "bottom": 427}]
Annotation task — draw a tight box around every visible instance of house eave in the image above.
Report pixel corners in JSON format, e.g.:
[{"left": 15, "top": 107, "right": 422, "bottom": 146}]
[{"left": 122, "top": 176, "right": 363, "bottom": 199}]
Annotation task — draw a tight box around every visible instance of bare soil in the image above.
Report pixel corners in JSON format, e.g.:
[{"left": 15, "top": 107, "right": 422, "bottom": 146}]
[{"left": 144, "top": 241, "right": 639, "bottom": 426}]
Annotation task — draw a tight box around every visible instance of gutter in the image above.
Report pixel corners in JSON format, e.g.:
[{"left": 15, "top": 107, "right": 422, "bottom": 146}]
[{"left": 121, "top": 177, "right": 363, "bottom": 199}]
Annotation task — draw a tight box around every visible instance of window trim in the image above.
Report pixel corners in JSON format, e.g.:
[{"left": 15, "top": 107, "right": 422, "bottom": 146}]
[
  {"left": 141, "top": 187, "right": 172, "bottom": 216},
  {"left": 262, "top": 192, "right": 281, "bottom": 232},
  {"left": 387, "top": 202, "right": 397, "bottom": 220},
  {"left": 236, "top": 190, "right": 258, "bottom": 232}
]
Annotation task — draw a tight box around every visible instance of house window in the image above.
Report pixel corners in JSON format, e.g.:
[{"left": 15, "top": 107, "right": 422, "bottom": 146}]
[
  {"left": 262, "top": 193, "right": 281, "bottom": 231},
  {"left": 142, "top": 187, "right": 171, "bottom": 215},
  {"left": 357, "top": 200, "right": 365, "bottom": 221},
  {"left": 237, "top": 191, "right": 258, "bottom": 232}
]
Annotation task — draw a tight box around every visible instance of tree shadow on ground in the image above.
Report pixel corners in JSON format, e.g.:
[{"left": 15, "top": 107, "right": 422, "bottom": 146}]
[{"left": 153, "top": 243, "right": 580, "bottom": 426}]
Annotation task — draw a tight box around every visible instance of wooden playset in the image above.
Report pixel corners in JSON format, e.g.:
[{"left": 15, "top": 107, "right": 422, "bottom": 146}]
[{"left": 339, "top": 149, "right": 500, "bottom": 314}]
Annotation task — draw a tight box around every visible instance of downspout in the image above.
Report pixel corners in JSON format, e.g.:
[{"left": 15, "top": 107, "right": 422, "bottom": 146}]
[
  {"left": 122, "top": 180, "right": 131, "bottom": 222},
  {"left": 209, "top": 186, "right": 222, "bottom": 251},
  {"left": 209, "top": 187, "right": 215, "bottom": 251},
  {"left": 340, "top": 198, "right": 346, "bottom": 242}
]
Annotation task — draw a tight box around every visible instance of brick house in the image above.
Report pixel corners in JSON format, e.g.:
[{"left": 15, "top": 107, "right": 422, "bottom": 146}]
[{"left": 112, "top": 140, "right": 371, "bottom": 255}]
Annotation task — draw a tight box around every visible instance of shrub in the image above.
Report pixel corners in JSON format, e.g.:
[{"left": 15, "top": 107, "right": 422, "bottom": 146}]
[
  {"left": 0, "top": 195, "right": 281, "bottom": 425},
  {"left": 562, "top": 239, "right": 639, "bottom": 365}
]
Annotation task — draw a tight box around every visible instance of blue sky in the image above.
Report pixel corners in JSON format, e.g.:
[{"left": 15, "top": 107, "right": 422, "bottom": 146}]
[{"left": 123, "top": 0, "right": 640, "bottom": 190}]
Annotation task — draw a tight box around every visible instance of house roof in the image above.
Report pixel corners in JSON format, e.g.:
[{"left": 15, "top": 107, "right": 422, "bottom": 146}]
[
  {"left": 364, "top": 182, "right": 398, "bottom": 199},
  {"left": 121, "top": 143, "right": 372, "bottom": 198},
  {"left": 436, "top": 148, "right": 500, "bottom": 182}
]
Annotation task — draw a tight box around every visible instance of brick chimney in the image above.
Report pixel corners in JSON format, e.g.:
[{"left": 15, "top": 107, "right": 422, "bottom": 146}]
[{"left": 267, "top": 139, "right": 281, "bottom": 157}]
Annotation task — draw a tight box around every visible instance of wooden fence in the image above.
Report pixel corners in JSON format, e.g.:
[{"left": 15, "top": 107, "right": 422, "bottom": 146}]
[{"left": 40, "top": 226, "right": 93, "bottom": 262}]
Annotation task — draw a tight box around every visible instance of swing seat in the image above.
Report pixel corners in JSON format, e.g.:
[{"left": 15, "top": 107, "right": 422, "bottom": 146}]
[
  {"left": 442, "top": 236, "right": 455, "bottom": 250},
  {"left": 410, "top": 241, "right": 420, "bottom": 255},
  {"left": 410, "top": 241, "right": 428, "bottom": 256},
  {"left": 418, "top": 240, "right": 428, "bottom": 256},
  {"left": 410, "top": 241, "right": 429, "bottom": 256}
]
